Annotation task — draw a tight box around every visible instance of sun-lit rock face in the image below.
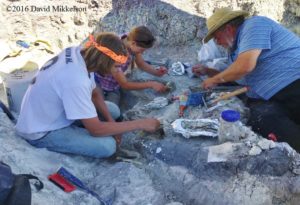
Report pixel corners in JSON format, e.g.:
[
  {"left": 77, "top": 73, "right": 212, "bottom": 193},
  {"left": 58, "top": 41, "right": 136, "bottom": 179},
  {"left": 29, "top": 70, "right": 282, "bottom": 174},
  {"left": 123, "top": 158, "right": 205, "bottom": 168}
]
[
  {"left": 1, "top": 0, "right": 299, "bottom": 51},
  {"left": 2, "top": 1, "right": 300, "bottom": 204}
]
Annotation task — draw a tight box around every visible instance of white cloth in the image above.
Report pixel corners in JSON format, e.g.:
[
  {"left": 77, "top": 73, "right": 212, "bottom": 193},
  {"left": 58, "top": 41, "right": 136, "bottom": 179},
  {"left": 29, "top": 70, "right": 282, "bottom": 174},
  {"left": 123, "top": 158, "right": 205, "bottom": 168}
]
[
  {"left": 198, "top": 39, "right": 229, "bottom": 71},
  {"left": 16, "top": 46, "right": 97, "bottom": 140},
  {"left": 198, "top": 39, "right": 224, "bottom": 62}
]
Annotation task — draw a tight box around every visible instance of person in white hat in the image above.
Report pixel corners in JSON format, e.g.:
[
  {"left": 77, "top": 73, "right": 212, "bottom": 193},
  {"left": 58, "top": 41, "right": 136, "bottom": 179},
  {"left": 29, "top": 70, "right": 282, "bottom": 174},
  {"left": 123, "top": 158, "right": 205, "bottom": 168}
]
[{"left": 200, "top": 7, "right": 300, "bottom": 151}]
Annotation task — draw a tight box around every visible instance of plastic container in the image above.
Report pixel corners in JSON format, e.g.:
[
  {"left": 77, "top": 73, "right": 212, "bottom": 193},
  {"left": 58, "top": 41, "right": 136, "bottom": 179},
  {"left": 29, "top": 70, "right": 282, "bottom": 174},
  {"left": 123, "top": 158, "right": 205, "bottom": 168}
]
[
  {"left": 0, "top": 62, "right": 38, "bottom": 114},
  {"left": 218, "top": 110, "right": 241, "bottom": 143}
]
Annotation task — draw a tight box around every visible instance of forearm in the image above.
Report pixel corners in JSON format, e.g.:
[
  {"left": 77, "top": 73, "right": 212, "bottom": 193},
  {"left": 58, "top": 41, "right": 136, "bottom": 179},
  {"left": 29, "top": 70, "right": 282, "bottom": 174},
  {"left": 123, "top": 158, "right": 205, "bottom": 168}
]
[
  {"left": 135, "top": 54, "right": 160, "bottom": 76},
  {"left": 120, "top": 81, "right": 152, "bottom": 90},
  {"left": 202, "top": 50, "right": 261, "bottom": 89},
  {"left": 88, "top": 120, "right": 143, "bottom": 136},
  {"left": 204, "top": 67, "right": 221, "bottom": 77},
  {"left": 138, "top": 62, "right": 158, "bottom": 75},
  {"left": 193, "top": 64, "right": 220, "bottom": 77},
  {"left": 92, "top": 88, "right": 114, "bottom": 121},
  {"left": 214, "top": 49, "right": 261, "bottom": 83},
  {"left": 210, "top": 61, "right": 250, "bottom": 84}
]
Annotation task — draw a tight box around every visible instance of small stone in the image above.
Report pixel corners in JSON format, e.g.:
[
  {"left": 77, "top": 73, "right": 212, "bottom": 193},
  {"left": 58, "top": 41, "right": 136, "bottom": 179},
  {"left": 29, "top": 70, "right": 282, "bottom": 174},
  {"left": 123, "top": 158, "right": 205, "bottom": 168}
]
[
  {"left": 245, "top": 141, "right": 253, "bottom": 148},
  {"left": 292, "top": 168, "right": 300, "bottom": 175},
  {"left": 249, "top": 145, "right": 262, "bottom": 156},
  {"left": 156, "top": 147, "right": 162, "bottom": 154},
  {"left": 269, "top": 141, "right": 276, "bottom": 149},
  {"left": 73, "top": 15, "right": 85, "bottom": 26},
  {"left": 257, "top": 138, "right": 274, "bottom": 150}
]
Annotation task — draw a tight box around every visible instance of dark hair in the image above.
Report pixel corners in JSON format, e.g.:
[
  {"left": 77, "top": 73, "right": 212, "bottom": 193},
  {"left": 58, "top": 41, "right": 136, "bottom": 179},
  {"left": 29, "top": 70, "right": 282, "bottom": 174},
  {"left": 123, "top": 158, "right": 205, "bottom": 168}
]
[
  {"left": 81, "top": 32, "right": 127, "bottom": 75},
  {"left": 127, "top": 26, "right": 156, "bottom": 48}
]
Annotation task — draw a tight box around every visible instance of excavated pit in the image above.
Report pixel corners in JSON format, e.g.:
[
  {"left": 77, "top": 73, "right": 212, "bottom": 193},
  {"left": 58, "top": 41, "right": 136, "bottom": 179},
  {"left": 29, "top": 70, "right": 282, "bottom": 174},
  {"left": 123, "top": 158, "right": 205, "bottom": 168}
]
[{"left": 114, "top": 67, "right": 300, "bottom": 205}]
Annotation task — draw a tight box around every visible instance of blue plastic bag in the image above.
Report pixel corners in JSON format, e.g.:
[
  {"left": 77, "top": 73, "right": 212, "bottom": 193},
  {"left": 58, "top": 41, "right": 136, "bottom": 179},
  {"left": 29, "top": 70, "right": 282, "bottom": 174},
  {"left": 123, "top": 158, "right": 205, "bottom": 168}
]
[{"left": 187, "top": 92, "right": 205, "bottom": 106}]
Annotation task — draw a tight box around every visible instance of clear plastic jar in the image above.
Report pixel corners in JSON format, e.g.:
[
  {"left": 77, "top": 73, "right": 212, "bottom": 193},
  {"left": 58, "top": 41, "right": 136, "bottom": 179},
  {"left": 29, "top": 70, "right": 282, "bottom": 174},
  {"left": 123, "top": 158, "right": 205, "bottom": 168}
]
[{"left": 218, "top": 110, "right": 241, "bottom": 143}]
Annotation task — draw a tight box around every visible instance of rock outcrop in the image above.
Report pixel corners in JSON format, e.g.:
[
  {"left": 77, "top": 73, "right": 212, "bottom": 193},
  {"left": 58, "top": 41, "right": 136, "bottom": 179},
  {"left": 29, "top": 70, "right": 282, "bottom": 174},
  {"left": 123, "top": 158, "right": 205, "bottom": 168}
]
[
  {"left": 1, "top": 0, "right": 300, "bottom": 204},
  {"left": 1, "top": 0, "right": 299, "bottom": 50}
]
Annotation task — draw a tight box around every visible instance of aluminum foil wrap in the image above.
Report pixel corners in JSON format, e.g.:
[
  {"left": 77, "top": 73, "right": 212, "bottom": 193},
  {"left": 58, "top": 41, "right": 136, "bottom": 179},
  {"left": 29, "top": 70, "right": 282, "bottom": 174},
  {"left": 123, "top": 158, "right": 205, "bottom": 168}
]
[{"left": 171, "top": 118, "right": 219, "bottom": 138}]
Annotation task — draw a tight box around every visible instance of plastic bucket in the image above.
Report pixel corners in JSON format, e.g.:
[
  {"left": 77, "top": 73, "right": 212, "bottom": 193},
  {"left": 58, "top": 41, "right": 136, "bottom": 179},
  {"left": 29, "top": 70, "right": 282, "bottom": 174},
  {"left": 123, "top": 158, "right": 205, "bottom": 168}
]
[{"left": 0, "top": 62, "right": 38, "bottom": 114}]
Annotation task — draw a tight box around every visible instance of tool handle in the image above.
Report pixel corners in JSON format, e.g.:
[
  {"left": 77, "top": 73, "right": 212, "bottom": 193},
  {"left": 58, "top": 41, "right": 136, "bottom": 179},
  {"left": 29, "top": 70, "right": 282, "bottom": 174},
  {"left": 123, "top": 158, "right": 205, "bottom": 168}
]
[{"left": 212, "top": 87, "right": 248, "bottom": 104}]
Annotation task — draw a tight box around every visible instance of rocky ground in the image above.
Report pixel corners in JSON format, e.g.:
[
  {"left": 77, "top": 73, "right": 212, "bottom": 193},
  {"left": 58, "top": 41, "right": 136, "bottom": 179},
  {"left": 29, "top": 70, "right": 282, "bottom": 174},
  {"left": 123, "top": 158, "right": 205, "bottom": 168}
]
[
  {"left": 2, "top": 64, "right": 300, "bottom": 205},
  {"left": 2, "top": 0, "right": 300, "bottom": 204}
]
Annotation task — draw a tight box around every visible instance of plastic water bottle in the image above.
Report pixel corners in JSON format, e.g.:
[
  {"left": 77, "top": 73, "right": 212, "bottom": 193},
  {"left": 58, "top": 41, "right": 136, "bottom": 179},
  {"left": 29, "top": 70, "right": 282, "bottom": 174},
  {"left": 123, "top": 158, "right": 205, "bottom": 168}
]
[{"left": 218, "top": 110, "right": 241, "bottom": 143}]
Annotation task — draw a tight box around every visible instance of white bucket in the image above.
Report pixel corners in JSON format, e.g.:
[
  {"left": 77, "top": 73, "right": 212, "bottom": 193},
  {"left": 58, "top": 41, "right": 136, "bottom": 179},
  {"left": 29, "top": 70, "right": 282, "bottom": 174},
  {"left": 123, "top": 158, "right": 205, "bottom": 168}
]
[{"left": 0, "top": 61, "right": 38, "bottom": 114}]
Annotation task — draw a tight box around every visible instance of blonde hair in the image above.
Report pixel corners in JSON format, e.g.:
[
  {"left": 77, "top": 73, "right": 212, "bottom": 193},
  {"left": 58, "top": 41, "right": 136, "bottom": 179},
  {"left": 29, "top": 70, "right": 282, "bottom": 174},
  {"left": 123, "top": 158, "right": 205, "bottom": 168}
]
[{"left": 81, "top": 32, "right": 127, "bottom": 75}]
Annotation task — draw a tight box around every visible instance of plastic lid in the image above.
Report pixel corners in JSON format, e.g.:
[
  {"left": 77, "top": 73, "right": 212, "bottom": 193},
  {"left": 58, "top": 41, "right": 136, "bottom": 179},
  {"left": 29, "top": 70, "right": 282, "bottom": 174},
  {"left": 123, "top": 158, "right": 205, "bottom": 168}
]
[{"left": 221, "top": 110, "right": 240, "bottom": 122}]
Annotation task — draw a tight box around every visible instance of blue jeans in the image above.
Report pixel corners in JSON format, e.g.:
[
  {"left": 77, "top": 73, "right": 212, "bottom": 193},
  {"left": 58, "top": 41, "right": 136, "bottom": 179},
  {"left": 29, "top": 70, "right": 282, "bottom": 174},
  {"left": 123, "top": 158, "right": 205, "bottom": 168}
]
[
  {"left": 103, "top": 89, "right": 121, "bottom": 106},
  {"left": 27, "top": 101, "right": 120, "bottom": 158}
]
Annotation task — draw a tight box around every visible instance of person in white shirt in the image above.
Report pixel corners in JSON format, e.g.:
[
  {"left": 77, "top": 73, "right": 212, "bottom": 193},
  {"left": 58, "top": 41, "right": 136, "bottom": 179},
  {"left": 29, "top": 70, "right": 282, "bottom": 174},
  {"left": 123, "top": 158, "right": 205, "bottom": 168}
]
[{"left": 15, "top": 33, "right": 160, "bottom": 158}]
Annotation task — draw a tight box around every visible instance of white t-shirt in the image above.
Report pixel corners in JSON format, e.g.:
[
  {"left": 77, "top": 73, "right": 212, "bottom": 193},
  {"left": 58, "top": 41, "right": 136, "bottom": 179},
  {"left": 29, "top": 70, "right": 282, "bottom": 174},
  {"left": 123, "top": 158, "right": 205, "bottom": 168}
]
[{"left": 15, "top": 46, "right": 97, "bottom": 140}]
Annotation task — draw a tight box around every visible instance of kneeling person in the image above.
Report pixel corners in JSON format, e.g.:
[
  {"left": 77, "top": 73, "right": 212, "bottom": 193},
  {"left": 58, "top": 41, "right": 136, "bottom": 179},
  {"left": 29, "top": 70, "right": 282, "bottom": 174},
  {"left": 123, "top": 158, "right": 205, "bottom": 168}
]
[
  {"left": 95, "top": 26, "right": 168, "bottom": 106},
  {"left": 15, "top": 33, "right": 160, "bottom": 158}
]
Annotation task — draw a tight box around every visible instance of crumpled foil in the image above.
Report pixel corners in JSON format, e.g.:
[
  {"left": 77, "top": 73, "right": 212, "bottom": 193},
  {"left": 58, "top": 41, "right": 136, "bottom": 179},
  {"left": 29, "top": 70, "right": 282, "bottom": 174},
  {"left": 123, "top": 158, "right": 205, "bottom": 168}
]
[{"left": 171, "top": 118, "right": 219, "bottom": 138}]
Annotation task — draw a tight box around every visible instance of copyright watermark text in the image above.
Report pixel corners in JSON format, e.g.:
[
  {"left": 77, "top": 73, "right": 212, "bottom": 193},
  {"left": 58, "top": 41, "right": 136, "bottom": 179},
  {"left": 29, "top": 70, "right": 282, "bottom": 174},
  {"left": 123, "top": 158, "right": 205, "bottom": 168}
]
[{"left": 6, "top": 5, "right": 87, "bottom": 13}]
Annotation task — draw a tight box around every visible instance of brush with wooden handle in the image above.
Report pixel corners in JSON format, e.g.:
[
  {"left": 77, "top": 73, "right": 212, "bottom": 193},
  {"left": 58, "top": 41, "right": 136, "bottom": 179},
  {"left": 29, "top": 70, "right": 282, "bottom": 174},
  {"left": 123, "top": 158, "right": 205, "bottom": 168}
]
[{"left": 209, "top": 86, "right": 249, "bottom": 105}]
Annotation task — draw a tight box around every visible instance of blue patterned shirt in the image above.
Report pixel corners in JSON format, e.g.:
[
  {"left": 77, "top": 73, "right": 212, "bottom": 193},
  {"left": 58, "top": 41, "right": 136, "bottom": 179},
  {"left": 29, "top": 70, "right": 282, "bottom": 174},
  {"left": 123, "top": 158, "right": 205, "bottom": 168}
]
[{"left": 230, "top": 16, "right": 300, "bottom": 100}]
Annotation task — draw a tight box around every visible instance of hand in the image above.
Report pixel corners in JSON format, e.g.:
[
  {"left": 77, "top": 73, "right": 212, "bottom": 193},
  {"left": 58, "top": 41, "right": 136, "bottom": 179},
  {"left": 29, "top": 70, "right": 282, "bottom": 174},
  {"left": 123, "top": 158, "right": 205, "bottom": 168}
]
[
  {"left": 140, "top": 118, "right": 161, "bottom": 132},
  {"left": 192, "top": 64, "right": 207, "bottom": 77},
  {"left": 202, "top": 77, "right": 218, "bottom": 89},
  {"left": 150, "top": 81, "right": 167, "bottom": 92},
  {"left": 113, "top": 134, "right": 122, "bottom": 146},
  {"left": 155, "top": 66, "right": 168, "bottom": 76}
]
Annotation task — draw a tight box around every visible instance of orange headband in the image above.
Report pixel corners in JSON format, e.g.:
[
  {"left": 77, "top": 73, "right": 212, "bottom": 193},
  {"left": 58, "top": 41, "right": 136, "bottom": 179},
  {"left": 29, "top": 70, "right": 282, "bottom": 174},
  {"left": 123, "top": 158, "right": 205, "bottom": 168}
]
[{"left": 85, "top": 34, "right": 128, "bottom": 64}]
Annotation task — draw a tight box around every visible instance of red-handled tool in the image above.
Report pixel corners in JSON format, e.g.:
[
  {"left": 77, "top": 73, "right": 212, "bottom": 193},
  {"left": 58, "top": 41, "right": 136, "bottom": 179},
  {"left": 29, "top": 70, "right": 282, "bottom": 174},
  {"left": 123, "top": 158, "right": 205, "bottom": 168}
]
[{"left": 48, "top": 173, "right": 76, "bottom": 192}]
